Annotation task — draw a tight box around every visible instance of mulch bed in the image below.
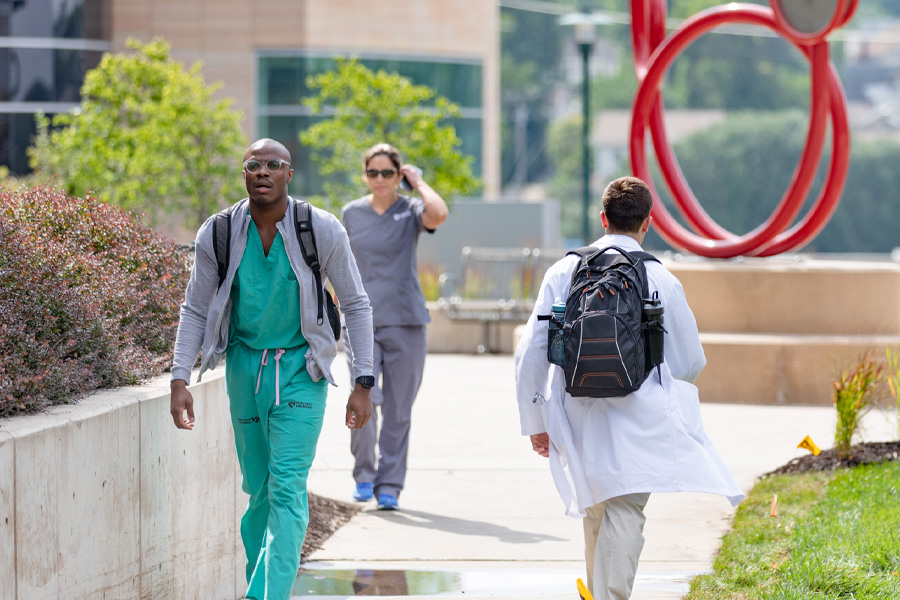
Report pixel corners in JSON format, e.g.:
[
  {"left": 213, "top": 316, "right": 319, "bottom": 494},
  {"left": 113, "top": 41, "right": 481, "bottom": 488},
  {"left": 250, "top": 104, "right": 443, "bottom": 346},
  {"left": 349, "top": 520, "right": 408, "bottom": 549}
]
[
  {"left": 765, "top": 440, "right": 900, "bottom": 476},
  {"left": 301, "top": 492, "right": 361, "bottom": 561}
]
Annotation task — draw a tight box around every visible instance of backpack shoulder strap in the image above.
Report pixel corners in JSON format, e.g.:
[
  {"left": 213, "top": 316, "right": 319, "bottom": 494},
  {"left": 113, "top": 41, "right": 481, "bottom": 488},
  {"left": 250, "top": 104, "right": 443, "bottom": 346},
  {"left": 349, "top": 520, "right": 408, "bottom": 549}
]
[
  {"left": 212, "top": 206, "right": 233, "bottom": 289},
  {"left": 566, "top": 245, "right": 601, "bottom": 259},
  {"left": 629, "top": 251, "right": 660, "bottom": 296},
  {"left": 293, "top": 200, "right": 326, "bottom": 326},
  {"left": 630, "top": 250, "right": 660, "bottom": 265}
]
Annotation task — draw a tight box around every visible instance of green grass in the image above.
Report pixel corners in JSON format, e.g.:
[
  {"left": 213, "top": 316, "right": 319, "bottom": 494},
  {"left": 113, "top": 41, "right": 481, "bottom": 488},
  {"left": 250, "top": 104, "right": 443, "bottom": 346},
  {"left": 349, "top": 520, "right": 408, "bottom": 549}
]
[{"left": 686, "top": 461, "right": 900, "bottom": 600}]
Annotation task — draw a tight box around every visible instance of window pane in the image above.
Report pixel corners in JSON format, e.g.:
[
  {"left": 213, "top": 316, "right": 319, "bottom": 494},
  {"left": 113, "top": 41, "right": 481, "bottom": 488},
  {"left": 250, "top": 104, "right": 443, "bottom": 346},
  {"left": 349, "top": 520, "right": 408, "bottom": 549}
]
[
  {"left": 0, "top": 47, "right": 102, "bottom": 102},
  {"left": 259, "top": 54, "right": 482, "bottom": 110},
  {"left": 2, "top": 0, "right": 108, "bottom": 40},
  {"left": 258, "top": 53, "right": 484, "bottom": 195},
  {"left": 452, "top": 118, "right": 482, "bottom": 178},
  {"left": 259, "top": 56, "right": 306, "bottom": 106},
  {"left": 0, "top": 112, "right": 47, "bottom": 174}
]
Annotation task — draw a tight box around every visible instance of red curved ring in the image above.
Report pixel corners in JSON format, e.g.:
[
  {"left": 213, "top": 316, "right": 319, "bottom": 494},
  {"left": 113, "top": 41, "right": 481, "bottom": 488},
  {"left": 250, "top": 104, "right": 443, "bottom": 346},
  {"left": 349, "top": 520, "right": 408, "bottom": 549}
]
[
  {"left": 641, "top": 7, "right": 828, "bottom": 245},
  {"left": 629, "top": 3, "right": 851, "bottom": 257},
  {"left": 632, "top": 7, "right": 828, "bottom": 247}
]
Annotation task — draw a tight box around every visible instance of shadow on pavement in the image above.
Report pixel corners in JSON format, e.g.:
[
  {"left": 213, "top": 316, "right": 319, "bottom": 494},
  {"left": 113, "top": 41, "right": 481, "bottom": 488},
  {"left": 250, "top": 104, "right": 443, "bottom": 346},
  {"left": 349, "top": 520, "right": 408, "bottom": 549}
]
[{"left": 367, "top": 507, "right": 568, "bottom": 544}]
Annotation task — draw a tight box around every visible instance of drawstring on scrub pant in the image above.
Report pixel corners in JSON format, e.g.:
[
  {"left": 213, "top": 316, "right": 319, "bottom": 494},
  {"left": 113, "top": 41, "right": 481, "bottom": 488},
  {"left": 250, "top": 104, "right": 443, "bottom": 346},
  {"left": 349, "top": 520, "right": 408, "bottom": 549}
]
[{"left": 256, "top": 348, "right": 286, "bottom": 405}]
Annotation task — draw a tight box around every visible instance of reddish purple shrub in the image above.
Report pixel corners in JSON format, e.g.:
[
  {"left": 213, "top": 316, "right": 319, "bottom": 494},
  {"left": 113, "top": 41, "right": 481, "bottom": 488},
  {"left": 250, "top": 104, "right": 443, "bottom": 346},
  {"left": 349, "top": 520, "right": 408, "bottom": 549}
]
[{"left": 0, "top": 187, "right": 190, "bottom": 417}]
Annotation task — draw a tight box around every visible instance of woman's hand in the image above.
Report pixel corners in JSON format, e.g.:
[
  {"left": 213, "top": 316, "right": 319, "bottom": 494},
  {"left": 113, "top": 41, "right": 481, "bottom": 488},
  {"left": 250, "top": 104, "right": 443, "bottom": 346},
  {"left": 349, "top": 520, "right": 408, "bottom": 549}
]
[{"left": 400, "top": 164, "right": 424, "bottom": 190}]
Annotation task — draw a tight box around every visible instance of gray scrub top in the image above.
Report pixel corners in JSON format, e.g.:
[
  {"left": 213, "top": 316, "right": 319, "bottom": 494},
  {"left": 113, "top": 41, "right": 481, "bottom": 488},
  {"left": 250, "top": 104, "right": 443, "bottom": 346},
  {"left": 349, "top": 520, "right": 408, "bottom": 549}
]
[{"left": 341, "top": 194, "right": 433, "bottom": 327}]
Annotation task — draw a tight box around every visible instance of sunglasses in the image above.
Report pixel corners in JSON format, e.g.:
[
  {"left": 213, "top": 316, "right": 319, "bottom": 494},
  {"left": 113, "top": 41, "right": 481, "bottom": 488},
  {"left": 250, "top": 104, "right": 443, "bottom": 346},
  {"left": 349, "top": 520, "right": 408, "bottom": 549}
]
[
  {"left": 244, "top": 159, "right": 291, "bottom": 173},
  {"left": 365, "top": 168, "right": 398, "bottom": 179}
]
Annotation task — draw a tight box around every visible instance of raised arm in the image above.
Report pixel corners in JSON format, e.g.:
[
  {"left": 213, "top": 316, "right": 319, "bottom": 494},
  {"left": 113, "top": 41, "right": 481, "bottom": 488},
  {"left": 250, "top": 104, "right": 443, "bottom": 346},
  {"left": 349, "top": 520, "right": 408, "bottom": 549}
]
[{"left": 401, "top": 164, "right": 449, "bottom": 230}]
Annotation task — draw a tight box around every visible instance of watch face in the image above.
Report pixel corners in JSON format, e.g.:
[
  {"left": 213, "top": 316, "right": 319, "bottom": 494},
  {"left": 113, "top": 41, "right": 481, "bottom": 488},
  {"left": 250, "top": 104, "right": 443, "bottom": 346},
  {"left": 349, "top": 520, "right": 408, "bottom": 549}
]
[
  {"left": 773, "top": 0, "right": 840, "bottom": 34},
  {"left": 356, "top": 376, "right": 375, "bottom": 388}
]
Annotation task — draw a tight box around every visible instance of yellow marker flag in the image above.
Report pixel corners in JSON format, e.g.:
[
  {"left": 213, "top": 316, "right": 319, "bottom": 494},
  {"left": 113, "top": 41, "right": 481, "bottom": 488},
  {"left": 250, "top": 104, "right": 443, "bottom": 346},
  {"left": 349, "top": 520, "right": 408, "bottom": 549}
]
[
  {"left": 577, "top": 578, "right": 594, "bottom": 600},
  {"left": 797, "top": 435, "right": 821, "bottom": 456}
]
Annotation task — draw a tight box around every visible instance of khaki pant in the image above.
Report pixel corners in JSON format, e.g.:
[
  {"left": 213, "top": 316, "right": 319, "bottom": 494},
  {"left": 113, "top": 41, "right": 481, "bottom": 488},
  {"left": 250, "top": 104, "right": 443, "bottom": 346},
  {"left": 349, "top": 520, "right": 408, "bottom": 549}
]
[{"left": 582, "top": 493, "right": 651, "bottom": 600}]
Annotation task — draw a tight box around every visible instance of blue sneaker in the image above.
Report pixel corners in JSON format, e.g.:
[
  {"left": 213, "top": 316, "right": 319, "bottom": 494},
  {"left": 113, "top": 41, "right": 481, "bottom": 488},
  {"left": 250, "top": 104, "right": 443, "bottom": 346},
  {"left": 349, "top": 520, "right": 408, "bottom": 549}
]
[
  {"left": 353, "top": 482, "right": 374, "bottom": 502},
  {"left": 377, "top": 493, "right": 399, "bottom": 511}
]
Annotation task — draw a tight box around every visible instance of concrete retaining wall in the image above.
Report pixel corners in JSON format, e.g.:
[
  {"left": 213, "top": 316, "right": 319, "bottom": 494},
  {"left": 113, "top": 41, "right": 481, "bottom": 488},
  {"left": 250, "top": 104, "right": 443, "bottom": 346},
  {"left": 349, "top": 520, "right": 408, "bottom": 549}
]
[{"left": 0, "top": 368, "right": 245, "bottom": 600}]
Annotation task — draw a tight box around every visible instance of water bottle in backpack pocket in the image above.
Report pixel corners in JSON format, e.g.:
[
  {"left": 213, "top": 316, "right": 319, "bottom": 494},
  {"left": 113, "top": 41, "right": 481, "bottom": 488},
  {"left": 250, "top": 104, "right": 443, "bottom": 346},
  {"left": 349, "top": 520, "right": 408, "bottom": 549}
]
[
  {"left": 642, "top": 291, "right": 666, "bottom": 373},
  {"left": 547, "top": 298, "right": 566, "bottom": 366}
]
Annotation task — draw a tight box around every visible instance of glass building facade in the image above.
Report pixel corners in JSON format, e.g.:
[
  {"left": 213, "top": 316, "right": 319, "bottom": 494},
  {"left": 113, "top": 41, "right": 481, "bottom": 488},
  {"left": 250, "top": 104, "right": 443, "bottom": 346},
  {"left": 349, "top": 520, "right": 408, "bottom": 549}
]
[
  {"left": 0, "top": 0, "right": 109, "bottom": 174},
  {"left": 256, "top": 52, "right": 483, "bottom": 198}
]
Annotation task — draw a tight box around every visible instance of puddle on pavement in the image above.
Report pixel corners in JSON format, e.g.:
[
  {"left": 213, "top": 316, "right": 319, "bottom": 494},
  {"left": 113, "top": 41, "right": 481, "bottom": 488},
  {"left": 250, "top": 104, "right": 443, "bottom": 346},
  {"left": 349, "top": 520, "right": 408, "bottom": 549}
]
[
  {"left": 293, "top": 569, "right": 461, "bottom": 596},
  {"left": 293, "top": 567, "right": 701, "bottom": 596}
]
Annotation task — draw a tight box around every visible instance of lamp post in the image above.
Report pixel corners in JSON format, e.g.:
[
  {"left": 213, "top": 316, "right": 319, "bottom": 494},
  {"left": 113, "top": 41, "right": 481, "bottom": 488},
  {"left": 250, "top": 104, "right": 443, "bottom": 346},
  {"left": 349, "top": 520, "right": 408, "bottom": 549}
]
[{"left": 561, "top": 10, "right": 599, "bottom": 245}]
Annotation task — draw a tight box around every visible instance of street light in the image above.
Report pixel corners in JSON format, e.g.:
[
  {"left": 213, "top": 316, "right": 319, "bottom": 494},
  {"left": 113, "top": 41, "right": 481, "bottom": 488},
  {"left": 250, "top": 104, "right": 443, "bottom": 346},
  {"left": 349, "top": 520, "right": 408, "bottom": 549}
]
[{"left": 560, "top": 10, "right": 608, "bottom": 245}]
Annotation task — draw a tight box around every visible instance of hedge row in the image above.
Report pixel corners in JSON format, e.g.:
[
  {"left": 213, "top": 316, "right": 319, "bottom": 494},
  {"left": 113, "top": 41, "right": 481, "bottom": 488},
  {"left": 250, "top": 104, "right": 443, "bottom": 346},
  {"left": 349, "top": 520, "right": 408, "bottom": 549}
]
[{"left": 0, "top": 187, "right": 190, "bottom": 417}]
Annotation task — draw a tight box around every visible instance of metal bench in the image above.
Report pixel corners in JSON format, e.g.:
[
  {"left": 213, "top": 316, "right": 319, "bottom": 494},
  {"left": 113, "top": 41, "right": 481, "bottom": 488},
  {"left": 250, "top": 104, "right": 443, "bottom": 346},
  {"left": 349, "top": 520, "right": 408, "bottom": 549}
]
[
  {"left": 436, "top": 246, "right": 539, "bottom": 353},
  {"left": 527, "top": 247, "right": 568, "bottom": 298}
]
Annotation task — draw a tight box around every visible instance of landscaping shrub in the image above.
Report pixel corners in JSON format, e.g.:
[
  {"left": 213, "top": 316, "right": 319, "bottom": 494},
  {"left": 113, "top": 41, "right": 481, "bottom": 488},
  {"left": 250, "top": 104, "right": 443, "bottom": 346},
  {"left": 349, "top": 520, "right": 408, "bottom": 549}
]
[
  {"left": 887, "top": 348, "right": 900, "bottom": 438},
  {"left": 832, "top": 353, "right": 884, "bottom": 459},
  {"left": 0, "top": 187, "right": 190, "bottom": 417}
]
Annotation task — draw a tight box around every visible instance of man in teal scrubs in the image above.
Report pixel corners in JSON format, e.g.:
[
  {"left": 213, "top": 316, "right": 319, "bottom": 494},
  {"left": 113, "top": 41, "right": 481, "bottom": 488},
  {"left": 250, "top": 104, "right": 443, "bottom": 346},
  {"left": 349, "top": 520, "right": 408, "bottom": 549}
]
[{"left": 170, "top": 139, "right": 375, "bottom": 600}]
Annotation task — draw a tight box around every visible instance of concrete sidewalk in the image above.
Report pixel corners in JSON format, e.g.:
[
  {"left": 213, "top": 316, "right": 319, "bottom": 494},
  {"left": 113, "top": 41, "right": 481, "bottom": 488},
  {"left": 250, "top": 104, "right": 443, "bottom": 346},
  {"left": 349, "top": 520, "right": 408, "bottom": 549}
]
[{"left": 301, "top": 353, "right": 897, "bottom": 599}]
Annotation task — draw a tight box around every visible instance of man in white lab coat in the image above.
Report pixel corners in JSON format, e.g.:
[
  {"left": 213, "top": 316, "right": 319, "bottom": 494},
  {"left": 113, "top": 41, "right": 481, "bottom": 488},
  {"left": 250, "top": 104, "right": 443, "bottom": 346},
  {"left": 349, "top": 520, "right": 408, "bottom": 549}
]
[{"left": 515, "top": 176, "right": 744, "bottom": 600}]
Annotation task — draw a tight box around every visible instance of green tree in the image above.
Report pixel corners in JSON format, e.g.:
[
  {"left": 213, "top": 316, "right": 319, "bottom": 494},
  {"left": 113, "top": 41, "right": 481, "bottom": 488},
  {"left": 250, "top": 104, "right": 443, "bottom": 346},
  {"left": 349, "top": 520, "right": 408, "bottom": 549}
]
[
  {"left": 299, "top": 58, "right": 479, "bottom": 213},
  {"left": 29, "top": 38, "right": 247, "bottom": 227},
  {"left": 545, "top": 113, "right": 607, "bottom": 243}
]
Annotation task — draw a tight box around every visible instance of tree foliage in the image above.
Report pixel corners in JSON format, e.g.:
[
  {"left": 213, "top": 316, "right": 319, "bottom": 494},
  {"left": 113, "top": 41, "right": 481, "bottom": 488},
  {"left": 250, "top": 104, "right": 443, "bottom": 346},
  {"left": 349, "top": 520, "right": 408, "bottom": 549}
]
[
  {"left": 588, "top": 0, "right": 808, "bottom": 112},
  {"left": 545, "top": 113, "right": 606, "bottom": 242},
  {"left": 29, "top": 38, "right": 247, "bottom": 228},
  {"left": 643, "top": 111, "right": 900, "bottom": 253},
  {"left": 299, "top": 58, "right": 480, "bottom": 213}
]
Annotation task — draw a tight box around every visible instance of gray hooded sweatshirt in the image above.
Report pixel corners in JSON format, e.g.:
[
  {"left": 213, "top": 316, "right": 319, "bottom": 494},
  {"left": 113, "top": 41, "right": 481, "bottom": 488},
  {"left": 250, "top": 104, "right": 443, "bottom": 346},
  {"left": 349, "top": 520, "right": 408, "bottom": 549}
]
[{"left": 171, "top": 197, "right": 374, "bottom": 386}]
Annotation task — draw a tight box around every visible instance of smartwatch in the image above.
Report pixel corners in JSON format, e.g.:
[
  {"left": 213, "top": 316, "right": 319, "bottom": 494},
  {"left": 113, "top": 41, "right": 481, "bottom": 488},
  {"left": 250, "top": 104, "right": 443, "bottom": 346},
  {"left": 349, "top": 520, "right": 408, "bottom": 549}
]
[{"left": 355, "top": 375, "right": 375, "bottom": 389}]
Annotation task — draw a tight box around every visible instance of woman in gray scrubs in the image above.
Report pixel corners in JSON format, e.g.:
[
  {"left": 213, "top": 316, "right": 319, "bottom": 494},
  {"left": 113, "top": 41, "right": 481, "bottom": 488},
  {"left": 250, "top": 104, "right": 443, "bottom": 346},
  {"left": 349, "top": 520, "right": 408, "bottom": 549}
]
[{"left": 341, "top": 143, "right": 449, "bottom": 510}]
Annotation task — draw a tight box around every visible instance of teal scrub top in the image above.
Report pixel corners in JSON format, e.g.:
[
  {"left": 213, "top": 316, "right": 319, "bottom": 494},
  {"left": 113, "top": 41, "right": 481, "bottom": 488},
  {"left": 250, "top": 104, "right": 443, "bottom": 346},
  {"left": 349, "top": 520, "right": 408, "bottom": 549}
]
[{"left": 230, "top": 220, "right": 307, "bottom": 351}]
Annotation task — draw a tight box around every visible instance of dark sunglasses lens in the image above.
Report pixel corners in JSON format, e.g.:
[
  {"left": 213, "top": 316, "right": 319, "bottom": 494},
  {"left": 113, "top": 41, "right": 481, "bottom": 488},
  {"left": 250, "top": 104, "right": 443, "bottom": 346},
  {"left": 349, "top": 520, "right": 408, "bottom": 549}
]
[
  {"left": 245, "top": 160, "right": 262, "bottom": 173},
  {"left": 266, "top": 160, "right": 283, "bottom": 171},
  {"left": 366, "top": 169, "right": 396, "bottom": 178}
]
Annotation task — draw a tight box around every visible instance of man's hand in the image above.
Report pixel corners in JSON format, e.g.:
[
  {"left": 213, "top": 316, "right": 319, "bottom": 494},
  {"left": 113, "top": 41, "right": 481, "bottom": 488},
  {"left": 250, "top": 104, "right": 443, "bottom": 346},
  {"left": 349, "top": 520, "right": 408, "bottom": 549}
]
[
  {"left": 170, "top": 379, "right": 195, "bottom": 430},
  {"left": 345, "top": 384, "right": 373, "bottom": 429},
  {"left": 530, "top": 432, "right": 550, "bottom": 458}
]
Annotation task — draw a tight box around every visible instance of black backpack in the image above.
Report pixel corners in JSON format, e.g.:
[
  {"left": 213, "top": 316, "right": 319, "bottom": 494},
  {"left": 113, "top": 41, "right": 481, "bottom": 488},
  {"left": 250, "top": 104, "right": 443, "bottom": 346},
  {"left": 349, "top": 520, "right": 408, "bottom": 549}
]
[
  {"left": 550, "top": 245, "right": 664, "bottom": 398},
  {"left": 211, "top": 200, "right": 341, "bottom": 340}
]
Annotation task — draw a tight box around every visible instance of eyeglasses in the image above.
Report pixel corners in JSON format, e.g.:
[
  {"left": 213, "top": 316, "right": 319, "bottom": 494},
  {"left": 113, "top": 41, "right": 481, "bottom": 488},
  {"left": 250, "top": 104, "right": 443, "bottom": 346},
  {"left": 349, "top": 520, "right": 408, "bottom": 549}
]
[
  {"left": 244, "top": 159, "right": 291, "bottom": 173},
  {"left": 365, "top": 169, "right": 398, "bottom": 179}
]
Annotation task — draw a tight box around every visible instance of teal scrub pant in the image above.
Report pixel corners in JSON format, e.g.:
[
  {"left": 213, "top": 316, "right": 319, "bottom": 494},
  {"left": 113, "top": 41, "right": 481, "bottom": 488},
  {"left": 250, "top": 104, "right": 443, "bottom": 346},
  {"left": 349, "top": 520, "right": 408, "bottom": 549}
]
[{"left": 226, "top": 341, "right": 328, "bottom": 600}]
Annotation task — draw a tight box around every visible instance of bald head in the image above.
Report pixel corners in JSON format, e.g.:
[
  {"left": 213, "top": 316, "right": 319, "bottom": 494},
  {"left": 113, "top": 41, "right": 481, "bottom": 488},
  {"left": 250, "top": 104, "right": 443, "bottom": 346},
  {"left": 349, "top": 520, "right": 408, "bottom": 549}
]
[
  {"left": 244, "top": 138, "right": 291, "bottom": 163},
  {"left": 242, "top": 138, "right": 294, "bottom": 209}
]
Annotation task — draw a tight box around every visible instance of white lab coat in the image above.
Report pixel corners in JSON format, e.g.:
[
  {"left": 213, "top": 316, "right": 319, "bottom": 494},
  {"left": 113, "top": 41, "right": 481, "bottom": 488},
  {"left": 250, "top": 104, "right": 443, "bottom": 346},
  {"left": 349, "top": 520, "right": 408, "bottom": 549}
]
[{"left": 515, "top": 235, "right": 745, "bottom": 518}]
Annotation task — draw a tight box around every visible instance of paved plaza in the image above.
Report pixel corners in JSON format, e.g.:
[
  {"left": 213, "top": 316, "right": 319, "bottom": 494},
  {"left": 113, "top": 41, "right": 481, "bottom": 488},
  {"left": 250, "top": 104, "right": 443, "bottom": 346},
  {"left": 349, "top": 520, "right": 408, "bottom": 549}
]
[{"left": 296, "top": 353, "right": 898, "bottom": 599}]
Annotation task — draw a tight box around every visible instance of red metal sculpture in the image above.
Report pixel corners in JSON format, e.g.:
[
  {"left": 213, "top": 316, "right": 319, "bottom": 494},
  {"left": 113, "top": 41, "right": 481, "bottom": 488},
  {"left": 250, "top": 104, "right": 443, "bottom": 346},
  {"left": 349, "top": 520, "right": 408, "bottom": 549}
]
[{"left": 629, "top": 0, "right": 857, "bottom": 257}]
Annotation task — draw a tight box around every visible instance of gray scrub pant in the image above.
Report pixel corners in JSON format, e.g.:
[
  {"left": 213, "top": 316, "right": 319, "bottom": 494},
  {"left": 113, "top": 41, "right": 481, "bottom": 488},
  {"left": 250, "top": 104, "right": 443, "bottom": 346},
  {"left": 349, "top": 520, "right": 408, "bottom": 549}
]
[{"left": 345, "top": 325, "right": 427, "bottom": 498}]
